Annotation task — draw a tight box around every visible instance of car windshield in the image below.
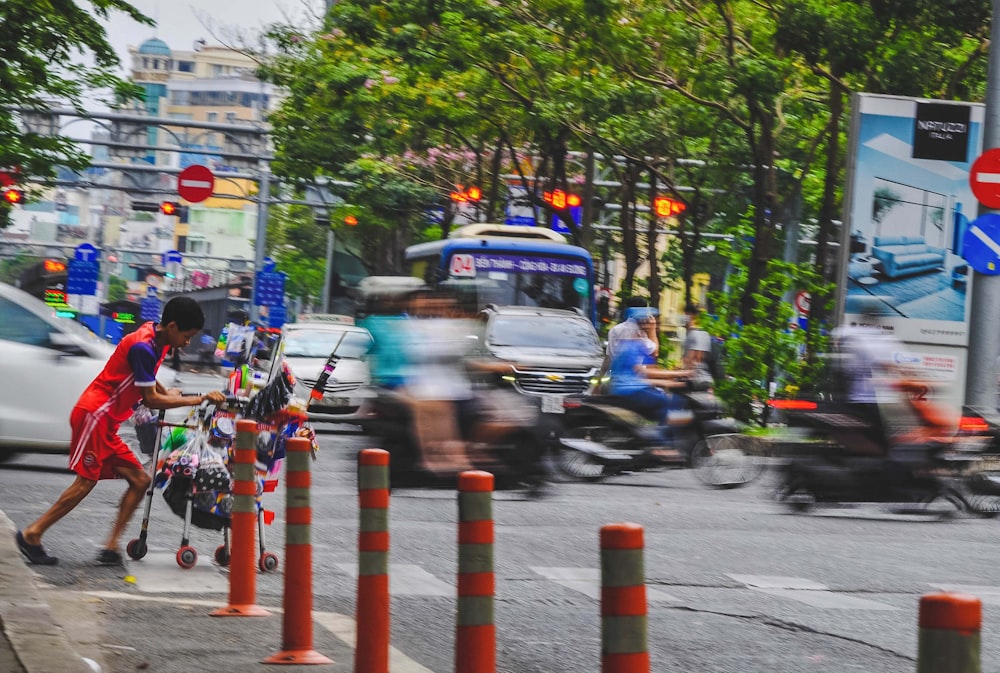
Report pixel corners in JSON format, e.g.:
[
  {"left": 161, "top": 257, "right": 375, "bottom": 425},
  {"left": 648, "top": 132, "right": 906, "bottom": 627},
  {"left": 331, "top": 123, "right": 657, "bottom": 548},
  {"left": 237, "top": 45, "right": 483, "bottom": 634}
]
[
  {"left": 282, "top": 328, "right": 372, "bottom": 358},
  {"left": 487, "top": 315, "right": 602, "bottom": 354}
]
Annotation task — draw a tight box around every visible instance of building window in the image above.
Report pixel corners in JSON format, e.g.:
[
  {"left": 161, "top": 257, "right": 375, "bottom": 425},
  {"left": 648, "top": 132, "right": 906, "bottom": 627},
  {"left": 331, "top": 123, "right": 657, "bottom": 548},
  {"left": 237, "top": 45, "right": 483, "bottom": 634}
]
[
  {"left": 177, "top": 60, "right": 194, "bottom": 73},
  {"left": 206, "top": 112, "right": 218, "bottom": 122},
  {"left": 225, "top": 112, "right": 237, "bottom": 123}
]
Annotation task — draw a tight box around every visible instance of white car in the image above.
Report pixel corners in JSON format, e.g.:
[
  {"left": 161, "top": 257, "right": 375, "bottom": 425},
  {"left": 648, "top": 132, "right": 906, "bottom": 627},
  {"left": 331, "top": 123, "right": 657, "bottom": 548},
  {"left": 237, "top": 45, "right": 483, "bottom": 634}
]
[
  {"left": 0, "top": 282, "right": 114, "bottom": 459},
  {"left": 278, "top": 319, "right": 374, "bottom": 424}
]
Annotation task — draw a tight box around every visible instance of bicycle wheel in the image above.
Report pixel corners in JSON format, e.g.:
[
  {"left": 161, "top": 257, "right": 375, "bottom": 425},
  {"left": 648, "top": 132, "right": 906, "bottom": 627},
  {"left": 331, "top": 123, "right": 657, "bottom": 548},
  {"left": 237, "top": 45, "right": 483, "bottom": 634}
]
[{"left": 691, "top": 433, "right": 767, "bottom": 488}]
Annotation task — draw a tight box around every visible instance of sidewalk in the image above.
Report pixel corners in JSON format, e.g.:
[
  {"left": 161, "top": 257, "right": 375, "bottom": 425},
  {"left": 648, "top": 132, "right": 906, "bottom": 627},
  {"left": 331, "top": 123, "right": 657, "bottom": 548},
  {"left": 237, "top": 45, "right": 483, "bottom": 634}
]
[{"left": 0, "top": 510, "right": 436, "bottom": 673}]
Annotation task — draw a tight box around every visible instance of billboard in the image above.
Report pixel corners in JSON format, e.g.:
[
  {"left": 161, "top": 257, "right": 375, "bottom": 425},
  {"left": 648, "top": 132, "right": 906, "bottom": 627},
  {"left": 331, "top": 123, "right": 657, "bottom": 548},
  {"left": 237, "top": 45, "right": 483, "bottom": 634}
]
[{"left": 838, "top": 94, "right": 985, "bottom": 405}]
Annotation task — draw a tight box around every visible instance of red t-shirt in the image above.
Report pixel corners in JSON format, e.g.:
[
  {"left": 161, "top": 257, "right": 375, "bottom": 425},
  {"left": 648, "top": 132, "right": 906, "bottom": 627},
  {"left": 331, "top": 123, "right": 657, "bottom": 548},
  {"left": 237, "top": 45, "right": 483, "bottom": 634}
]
[{"left": 76, "top": 321, "right": 168, "bottom": 423}]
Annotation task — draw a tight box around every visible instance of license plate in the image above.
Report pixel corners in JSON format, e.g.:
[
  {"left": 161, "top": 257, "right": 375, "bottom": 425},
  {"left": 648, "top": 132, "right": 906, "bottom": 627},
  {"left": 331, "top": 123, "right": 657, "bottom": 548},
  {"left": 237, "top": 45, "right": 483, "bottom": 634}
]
[
  {"left": 541, "top": 395, "right": 565, "bottom": 414},
  {"left": 321, "top": 396, "right": 350, "bottom": 407}
]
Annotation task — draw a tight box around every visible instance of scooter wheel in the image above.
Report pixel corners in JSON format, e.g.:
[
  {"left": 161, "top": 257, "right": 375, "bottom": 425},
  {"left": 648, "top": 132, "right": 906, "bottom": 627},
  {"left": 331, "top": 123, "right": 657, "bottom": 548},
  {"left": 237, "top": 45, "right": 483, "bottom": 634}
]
[
  {"left": 176, "top": 546, "right": 198, "bottom": 569},
  {"left": 126, "top": 538, "right": 147, "bottom": 560},
  {"left": 214, "top": 544, "right": 230, "bottom": 566},
  {"left": 555, "top": 444, "right": 607, "bottom": 482},
  {"left": 258, "top": 551, "right": 279, "bottom": 573},
  {"left": 691, "top": 434, "right": 766, "bottom": 489}
]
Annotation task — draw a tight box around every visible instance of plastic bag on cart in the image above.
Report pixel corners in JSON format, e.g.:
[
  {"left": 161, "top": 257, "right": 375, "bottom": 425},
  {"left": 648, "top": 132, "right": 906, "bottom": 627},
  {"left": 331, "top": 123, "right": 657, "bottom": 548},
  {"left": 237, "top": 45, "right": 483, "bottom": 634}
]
[
  {"left": 133, "top": 404, "right": 158, "bottom": 456},
  {"left": 163, "top": 436, "right": 202, "bottom": 479},
  {"left": 245, "top": 365, "right": 295, "bottom": 422},
  {"left": 194, "top": 446, "right": 233, "bottom": 493},
  {"left": 162, "top": 476, "right": 229, "bottom": 531}
]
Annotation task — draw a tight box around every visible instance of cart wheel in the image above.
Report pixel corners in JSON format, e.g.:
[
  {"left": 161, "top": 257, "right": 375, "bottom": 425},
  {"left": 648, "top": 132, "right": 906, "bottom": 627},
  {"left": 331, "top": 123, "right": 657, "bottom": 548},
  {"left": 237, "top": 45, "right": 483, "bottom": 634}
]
[
  {"left": 176, "top": 546, "right": 198, "bottom": 569},
  {"left": 258, "top": 551, "right": 279, "bottom": 573},
  {"left": 214, "top": 544, "right": 230, "bottom": 566},
  {"left": 126, "top": 538, "right": 147, "bottom": 561}
]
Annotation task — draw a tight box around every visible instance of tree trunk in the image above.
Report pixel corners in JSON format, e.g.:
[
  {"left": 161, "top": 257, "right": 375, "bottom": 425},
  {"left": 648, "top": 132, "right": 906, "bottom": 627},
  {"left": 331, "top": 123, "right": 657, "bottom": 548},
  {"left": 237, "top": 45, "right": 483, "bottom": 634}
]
[
  {"left": 647, "top": 167, "right": 661, "bottom": 310},
  {"left": 621, "top": 161, "right": 640, "bottom": 296}
]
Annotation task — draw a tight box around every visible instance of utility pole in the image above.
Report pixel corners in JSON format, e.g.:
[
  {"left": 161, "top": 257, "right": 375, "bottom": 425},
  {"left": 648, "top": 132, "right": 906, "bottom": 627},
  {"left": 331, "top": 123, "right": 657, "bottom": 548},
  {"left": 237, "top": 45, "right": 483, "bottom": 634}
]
[{"left": 964, "top": 0, "right": 1000, "bottom": 413}]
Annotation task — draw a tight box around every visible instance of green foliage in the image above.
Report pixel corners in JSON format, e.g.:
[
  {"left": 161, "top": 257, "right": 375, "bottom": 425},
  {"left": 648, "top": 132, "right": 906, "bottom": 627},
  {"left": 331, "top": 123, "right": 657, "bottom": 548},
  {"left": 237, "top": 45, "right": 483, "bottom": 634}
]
[
  {"left": 106, "top": 276, "right": 127, "bottom": 303},
  {"left": 0, "top": 0, "right": 151, "bottom": 226},
  {"left": 705, "top": 217, "right": 809, "bottom": 425},
  {"left": 0, "top": 251, "right": 37, "bottom": 285}
]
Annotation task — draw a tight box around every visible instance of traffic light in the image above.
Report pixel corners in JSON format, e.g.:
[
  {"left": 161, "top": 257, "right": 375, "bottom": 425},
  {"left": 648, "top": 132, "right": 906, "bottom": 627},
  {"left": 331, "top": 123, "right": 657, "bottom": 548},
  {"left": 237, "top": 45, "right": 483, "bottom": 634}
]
[
  {"left": 344, "top": 215, "right": 358, "bottom": 226},
  {"left": 3, "top": 188, "right": 24, "bottom": 205},
  {"left": 43, "top": 259, "right": 67, "bottom": 274},
  {"left": 543, "top": 189, "right": 581, "bottom": 210},
  {"left": 653, "top": 196, "right": 687, "bottom": 217},
  {"left": 131, "top": 200, "right": 161, "bottom": 213},
  {"left": 450, "top": 186, "right": 482, "bottom": 203},
  {"left": 160, "top": 201, "right": 179, "bottom": 215}
]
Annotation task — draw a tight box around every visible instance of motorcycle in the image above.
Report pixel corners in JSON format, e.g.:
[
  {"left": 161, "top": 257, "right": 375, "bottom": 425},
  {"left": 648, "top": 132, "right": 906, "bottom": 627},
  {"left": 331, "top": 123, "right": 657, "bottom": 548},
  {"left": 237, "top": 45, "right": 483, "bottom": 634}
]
[
  {"left": 554, "top": 388, "right": 767, "bottom": 488},
  {"left": 769, "top": 398, "right": 1000, "bottom": 517},
  {"left": 365, "top": 383, "right": 549, "bottom": 491}
]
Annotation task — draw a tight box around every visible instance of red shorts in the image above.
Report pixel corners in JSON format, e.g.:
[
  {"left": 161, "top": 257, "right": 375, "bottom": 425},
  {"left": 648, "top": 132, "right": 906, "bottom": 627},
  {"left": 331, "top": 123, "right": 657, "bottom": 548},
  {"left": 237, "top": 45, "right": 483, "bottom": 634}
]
[{"left": 68, "top": 407, "right": 143, "bottom": 481}]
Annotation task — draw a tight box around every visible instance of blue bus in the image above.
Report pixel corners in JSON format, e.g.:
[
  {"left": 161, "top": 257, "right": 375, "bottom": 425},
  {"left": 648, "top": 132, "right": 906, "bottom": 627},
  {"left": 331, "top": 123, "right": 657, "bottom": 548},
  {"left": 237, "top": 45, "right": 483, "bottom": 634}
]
[{"left": 404, "top": 224, "right": 596, "bottom": 323}]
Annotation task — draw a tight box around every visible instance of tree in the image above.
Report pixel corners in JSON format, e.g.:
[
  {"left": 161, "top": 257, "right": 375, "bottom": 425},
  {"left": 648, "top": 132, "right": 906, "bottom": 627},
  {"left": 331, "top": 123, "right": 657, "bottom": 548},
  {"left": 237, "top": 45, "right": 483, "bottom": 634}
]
[{"left": 0, "top": 0, "right": 151, "bottom": 227}]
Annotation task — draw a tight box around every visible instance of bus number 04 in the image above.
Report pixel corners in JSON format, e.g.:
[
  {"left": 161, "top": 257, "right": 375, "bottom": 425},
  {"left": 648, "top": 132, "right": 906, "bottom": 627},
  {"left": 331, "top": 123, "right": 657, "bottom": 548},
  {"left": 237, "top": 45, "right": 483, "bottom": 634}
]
[{"left": 450, "top": 254, "right": 476, "bottom": 277}]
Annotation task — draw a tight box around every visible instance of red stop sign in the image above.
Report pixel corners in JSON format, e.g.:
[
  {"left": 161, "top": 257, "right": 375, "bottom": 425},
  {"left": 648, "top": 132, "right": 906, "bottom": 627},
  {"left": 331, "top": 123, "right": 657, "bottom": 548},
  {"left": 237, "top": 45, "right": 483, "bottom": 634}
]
[
  {"left": 177, "top": 164, "right": 215, "bottom": 203},
  {"left": 970, "top": 148, "right": 1000, "bottom": 209}
]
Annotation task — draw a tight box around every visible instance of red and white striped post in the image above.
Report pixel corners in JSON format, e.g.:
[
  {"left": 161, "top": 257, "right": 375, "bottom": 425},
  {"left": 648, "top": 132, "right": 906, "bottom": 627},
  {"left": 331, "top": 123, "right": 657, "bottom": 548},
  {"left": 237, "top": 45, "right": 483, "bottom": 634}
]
[
  {"left": 456, "top": 470, "right": 495, "bottom": 673},
  {"left": 355, "top": 448, "right": 391, "bottom": 673},
  {"left": 263, "top": 436, "right": 332, "bottom": 664},
  {"left": 918, "top": 593, "right": 981, "bottom": 673},
  {"left": 600, "top": 523, "right": 649, "bottom": 673},
  {"left": 212, "top": 419, "right": 269, "bottom": 618}
]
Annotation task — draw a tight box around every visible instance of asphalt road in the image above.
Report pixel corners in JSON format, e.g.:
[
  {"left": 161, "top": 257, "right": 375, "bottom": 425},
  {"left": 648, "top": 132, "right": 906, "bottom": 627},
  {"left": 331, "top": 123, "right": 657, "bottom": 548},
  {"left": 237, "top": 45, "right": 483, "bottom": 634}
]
[{"left": 3, "top": 401, "right": 1000, "bottom": 672}]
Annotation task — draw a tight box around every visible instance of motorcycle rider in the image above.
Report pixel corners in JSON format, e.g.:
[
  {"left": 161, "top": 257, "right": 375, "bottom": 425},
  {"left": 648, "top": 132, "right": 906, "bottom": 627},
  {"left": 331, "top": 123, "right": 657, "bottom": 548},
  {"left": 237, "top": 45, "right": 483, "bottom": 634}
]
[
  {"left": 828, "top": 310, "right": 956, "bottom": 497},
  {"left": 606, "top": 307, "right": 691, "bottom": 454}
]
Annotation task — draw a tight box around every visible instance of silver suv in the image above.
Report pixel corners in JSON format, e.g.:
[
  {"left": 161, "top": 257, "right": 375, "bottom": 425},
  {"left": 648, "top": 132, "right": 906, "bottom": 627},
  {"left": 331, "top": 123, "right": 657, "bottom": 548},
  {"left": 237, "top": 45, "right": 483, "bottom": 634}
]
[{"left": 475, "top": 305, "right": 604, "bottom": 415}]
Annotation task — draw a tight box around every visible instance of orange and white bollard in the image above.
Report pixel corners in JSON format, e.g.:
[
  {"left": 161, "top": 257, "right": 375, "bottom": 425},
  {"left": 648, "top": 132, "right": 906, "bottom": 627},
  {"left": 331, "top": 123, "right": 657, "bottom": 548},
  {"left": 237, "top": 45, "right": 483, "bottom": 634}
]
[
  {"left": 600, "top": 523, "right": 649, "bottom": 673},
  {"left": 354, "top": 449, "right": 391, "bottom": 673},
  {"left": 456, "top": 471, "right": 496, "bottom": 673},
  {"left": 212, "top": 419, "right": 269, "bottom": 617},
  {"left": 263, "top": 436, "right": 332, "bottom": 664},
  {"left": 918, "top": 592, "right": 981, "bottom": 673}
]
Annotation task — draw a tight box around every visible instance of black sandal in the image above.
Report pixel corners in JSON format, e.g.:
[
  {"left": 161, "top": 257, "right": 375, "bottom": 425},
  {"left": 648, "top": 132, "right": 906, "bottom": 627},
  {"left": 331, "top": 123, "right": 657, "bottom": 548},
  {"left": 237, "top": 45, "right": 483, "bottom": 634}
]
[
  {"left": 15, "top": 531, "right": 58, "bottom": 566},
  {"left": 96, "top": 549, "right": 124, "bottom": 566}
]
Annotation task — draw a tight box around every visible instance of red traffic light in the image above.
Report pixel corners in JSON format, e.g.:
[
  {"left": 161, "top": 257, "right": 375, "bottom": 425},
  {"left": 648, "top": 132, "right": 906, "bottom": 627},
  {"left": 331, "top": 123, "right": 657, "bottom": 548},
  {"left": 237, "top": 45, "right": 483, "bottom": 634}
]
[
  {"left": 543, "top": 189, "right": 580, "bottom": 210},
  {"left": 3, "top": 188, "right": 24, "bottom": 205},
  {"left": 160, "top": 201, "right": 179, "bottom": 215},
  {"left": 653, "top": 196, "right": 686, "bottom": 217},
  {"left": 450, "top": 185, "right": 482, "bottom": 203},
  {"left": 43, "top": 259, "right": 67, "bottom": 273},
  {"left": 344, "top": 215, "right": 358, "bottom": 226}
]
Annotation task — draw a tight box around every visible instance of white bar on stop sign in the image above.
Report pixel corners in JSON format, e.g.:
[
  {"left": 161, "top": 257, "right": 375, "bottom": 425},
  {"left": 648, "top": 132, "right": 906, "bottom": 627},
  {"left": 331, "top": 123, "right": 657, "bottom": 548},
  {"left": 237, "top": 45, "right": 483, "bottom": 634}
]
[
  {"left": 180, "top": 180, "right": 212, "bottom": 188},
  {"left": 975, "top": 172, "right": 1000, "bottom": 184}
]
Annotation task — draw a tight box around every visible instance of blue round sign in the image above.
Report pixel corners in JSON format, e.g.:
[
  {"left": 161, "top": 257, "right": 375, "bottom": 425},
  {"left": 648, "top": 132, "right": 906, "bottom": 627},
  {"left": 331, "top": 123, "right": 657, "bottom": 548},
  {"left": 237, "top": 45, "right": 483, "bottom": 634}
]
[{"left": 962, "top": 213, "right": 1000, "bottom": 275}]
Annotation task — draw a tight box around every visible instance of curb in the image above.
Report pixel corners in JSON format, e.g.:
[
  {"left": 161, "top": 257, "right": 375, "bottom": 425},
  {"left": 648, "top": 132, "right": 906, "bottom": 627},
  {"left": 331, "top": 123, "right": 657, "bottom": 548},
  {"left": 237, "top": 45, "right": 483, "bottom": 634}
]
[{"left": 0, "top": 511, "right": 91, "bottom": 673}]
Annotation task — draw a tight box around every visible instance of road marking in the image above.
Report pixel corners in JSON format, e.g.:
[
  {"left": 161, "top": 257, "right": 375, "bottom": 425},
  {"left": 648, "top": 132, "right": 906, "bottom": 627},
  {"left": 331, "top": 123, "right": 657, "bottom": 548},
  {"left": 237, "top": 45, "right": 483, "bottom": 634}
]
[
  {"left": 530, "top": 567, "right": 679, "bottom": 602},
  {"left": 335, "top": 563, "right": 453, "bottom": 596},
  {"left": 83, "top": 591, "right": 435, "bottom": 672},
  {"left": 728, "top": 574, "right": 898, "bottom": 610},
  {"left": 312, "top": 611, "right": 435, "bottom": 673},
  {"left": 930, "top": 584, "right": 1000, "bottom": 607},
  {"left": 125, "top": 551, "right": 228, "bottom": 593}
]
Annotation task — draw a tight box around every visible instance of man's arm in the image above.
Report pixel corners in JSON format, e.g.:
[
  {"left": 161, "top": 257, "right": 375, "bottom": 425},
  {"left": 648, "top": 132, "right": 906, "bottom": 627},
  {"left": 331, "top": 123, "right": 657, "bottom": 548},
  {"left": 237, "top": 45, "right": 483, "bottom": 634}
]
[{"left": 141, "top": 385, "right": 226, "bottom": 410}]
